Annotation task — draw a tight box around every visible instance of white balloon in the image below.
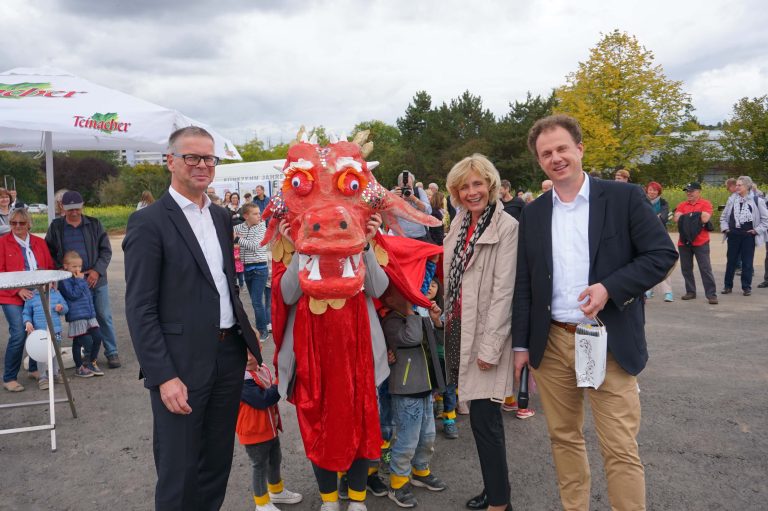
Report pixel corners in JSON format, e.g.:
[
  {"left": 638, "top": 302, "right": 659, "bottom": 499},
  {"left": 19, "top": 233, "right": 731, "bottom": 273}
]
[{"left": 25, "top": 330, "right": 51, "bottom": 362}]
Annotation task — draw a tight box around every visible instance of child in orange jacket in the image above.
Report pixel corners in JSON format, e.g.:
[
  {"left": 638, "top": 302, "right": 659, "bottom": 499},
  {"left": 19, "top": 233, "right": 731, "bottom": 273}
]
[{"left": 237, "top": 350, "right": 303, "bottom": 511}]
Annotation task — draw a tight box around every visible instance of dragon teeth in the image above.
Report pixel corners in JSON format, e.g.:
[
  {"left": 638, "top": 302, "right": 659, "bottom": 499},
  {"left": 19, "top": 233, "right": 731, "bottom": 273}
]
[
  {"left": 342, "top": 257, "right": 355, "bottom": 278},
  {"left": 299, "top": 253, "right": 309, "bottom": 268},
  {"left": 307, "top": 256, "right": 322, "bottom": 281},
  {"left": 351, "top": 252, "right": 361, "bottom": 268}
]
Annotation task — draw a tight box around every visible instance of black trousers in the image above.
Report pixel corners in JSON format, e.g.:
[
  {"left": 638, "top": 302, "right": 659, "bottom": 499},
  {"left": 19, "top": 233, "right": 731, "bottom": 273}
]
[
  {"left": 469, "top": 399, "right": 510, "bottom": 507},
  {"left": 150, "top": 332, "right": 246, "bottom": 511}
]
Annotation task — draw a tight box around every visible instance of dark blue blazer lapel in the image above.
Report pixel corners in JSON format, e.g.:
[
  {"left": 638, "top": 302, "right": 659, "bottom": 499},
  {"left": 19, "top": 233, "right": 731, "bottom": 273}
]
[
  {"left": 211, "top": 207, "right": 234, "bottom": 279},
  {"left": 161, "top": 193, "right": 217, "bottom": 290},
  {"left": 588, "top": 177, "right": 607, "bottom": 279}
]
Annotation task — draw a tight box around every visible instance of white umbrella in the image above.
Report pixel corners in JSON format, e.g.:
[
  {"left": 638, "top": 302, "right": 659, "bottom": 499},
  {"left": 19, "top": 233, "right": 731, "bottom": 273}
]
[{"left": 0, "top": 67, "right": 242, "bottom": 222}]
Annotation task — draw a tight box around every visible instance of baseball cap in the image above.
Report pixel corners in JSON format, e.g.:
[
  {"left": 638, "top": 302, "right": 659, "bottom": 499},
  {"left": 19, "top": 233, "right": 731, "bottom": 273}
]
[
  {"left": 61, "top": 191, "right": 84, "bottom": 210},
  {"left": 682, "top": 182, "right": 702, "bottom": 191}
]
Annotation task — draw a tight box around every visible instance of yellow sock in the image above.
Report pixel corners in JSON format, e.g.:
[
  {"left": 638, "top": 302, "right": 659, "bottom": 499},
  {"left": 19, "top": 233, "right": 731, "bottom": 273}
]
[
  {"left": 321, "top": 490, "right": 339, "bottom": 503},
  {"left": 390, "top": 473, "right": 409, "bottom": 489},
  {"left": 412, "top": 467, "right": 430, "bottom": 477},
  {"left": 443, "top": 409, "right": 456, "bottom": 420},
  {"left": 268, "top": 481, "right": 284, "bottom": 494},
  {"left": 348, "top": 488, "right": 367, "bottom": 501},
  {"left": 253, "top": 493, "right": 270, "bottom": 506},
  {"left": 381, "top": 439, "right": 391, "bottom": 450},
  {"left": 368, "top": 466, "right": 378, "bottom": 476}
]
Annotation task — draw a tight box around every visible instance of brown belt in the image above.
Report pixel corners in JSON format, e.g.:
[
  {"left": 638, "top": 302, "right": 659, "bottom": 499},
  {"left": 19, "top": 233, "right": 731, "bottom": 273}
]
[
  {"left": 551, "top": 320, "right": 578, "bottom": 334},
  {"left": 218, "top": 325, "right": 241, "bottom": 341}
]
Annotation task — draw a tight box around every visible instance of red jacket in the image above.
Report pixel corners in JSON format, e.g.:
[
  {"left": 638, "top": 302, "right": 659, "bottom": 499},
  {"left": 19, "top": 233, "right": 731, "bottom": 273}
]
[
  {"left": 0, "top": 233, "right": 56, "bottom": 305},
  {"left": 236, "top": 371, "right": 282, "bottom": 445}
]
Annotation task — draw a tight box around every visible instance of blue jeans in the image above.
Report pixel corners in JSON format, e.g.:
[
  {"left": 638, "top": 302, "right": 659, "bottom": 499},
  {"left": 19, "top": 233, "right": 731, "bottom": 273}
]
[
  {"left": 244, "top": 265, "right": 268, "bottom": 336},
  {"left": 264, "top": 285, "right": 272, "bottom": 326},
  {"left": 390, "top": 394, "right": 436, "bottom": 477},
  {"left": 3, "top": 303, "right": 36, "bottom": 382},
  {"left": 91, "top": 285, "right": 118, "bottom": 357}
]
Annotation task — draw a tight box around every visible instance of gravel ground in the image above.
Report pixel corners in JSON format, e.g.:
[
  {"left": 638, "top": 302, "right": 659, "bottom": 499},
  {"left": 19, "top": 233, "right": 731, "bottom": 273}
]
[{"left": 1, "top": 234, "right": 766, "bottom": 511}]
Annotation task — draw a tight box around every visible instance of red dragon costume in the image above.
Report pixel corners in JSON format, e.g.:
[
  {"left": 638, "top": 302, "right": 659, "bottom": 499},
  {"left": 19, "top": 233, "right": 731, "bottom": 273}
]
[{"left": 261, "top": 130, "right": 440, "bottom": 505}]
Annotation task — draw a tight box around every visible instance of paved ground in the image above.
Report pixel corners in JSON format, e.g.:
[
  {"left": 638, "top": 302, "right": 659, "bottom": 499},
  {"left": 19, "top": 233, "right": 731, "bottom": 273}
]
[{"left": 1, "top": 234, "right": 767, "bottom": 511}]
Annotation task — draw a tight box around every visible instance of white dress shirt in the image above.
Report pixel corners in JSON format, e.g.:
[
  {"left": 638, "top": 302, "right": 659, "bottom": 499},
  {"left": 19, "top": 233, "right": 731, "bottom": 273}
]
[
  {"left": 168, "top": 186, "right": 236, "bottom": 328},
  {"left": 551, "top": 173, "right": 591, "bottom": 324}
]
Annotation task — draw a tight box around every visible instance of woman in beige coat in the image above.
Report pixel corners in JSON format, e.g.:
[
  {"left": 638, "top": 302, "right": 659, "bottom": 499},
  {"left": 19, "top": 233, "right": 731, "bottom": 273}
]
[{"left": 444, "top": 154, "right": 517, "bottom": 511}]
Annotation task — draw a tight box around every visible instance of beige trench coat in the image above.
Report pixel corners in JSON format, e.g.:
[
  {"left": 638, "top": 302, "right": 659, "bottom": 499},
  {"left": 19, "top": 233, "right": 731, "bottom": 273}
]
[{"left": 443, "top": 201, "right": 518, "bottom": 402}]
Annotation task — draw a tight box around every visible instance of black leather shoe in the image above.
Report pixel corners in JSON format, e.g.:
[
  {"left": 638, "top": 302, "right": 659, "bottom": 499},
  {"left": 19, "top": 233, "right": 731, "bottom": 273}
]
[
  {"left": 721, "top": 288, "right": 732, "bottom": 294},
  {"left": 757, "top": 281, "right": 768, "bottom": 288},
  {"left": 466, "top": 491, "right": 488, "bottom": 510},
  {"left": 743, "top": 289, "right": 752, "bottom": 296}
]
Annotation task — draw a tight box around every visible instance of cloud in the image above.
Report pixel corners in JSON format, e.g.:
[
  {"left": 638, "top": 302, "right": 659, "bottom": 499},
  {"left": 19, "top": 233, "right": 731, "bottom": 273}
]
[{"left": 1, "top": 0, "right": 766, "bottom": 143}]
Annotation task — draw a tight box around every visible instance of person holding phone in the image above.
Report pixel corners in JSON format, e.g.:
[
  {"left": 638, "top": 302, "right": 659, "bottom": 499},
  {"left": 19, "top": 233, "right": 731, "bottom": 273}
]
[{"left": 392, "top": 171, "right": 433, "bottom": 242}]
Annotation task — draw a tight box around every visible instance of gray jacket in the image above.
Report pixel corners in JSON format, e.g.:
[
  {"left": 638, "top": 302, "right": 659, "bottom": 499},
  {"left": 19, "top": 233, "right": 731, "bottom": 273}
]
[
  {"left": 277, "top": 247, "right": 390, "bottom": 399},
  {"left": 381, "top": 312, "right": 445, "bottom": 396},
  {"left": 720, "top": 194, "right": 768, "bottom": 245}
]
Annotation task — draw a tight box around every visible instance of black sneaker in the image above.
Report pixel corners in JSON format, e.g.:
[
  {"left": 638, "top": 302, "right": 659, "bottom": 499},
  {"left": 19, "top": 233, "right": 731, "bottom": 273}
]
[
  {"left": 411, "top": 472, "right": 447, "bottom": 492},
  {"left": 106, "top": 354, "right": 121, "bottom": 368},
  {"left": 757, "top": 281, "right": 768, "bottom": 288},
  {"left": 367, "top": 473, "right": 388, "bottom": 497},
  {"left": 388, "top": 483, "right": 418, "bottom": 508}
]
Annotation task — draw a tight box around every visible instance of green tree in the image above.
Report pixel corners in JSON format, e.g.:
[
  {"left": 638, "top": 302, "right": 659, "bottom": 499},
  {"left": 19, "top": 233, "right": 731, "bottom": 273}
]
[
  {"left": 637, "top": 129, "right": 722, "bottom": 185},
  {"left": 0, "top": 151, "right": 47, "bottom": 203},
  {"left": 351, "top": 120, "right": 406, "bottom": 189},
  {"left": 237, "top": 137, "right": 289, "bottom": 162},
  {"left": 720, "top": 95, "right": 768, "bottom": 182},
  {"left": 490, "top": 91, "right": 557, "bottom": 189},
  {"left": 556, "top": 30, "right": 693, "bottom": 171},
  {"left": 98, "top": 163, "right": 171, "bottom": 205}
]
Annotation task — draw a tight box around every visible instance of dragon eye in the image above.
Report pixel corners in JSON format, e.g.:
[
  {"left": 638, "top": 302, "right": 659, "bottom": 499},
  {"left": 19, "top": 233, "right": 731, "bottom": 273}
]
[
  {"left": 283, "top": 169, "right": 314, "bottom": 196},
  {"left": 337, "top": 168, "right": 367, "bottom": 196}
]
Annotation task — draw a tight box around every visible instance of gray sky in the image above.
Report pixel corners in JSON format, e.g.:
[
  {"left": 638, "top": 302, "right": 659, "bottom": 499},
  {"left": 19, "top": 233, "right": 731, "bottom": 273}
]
[{"left": 2, "top": 0, "right": 766, "bottom": 145}]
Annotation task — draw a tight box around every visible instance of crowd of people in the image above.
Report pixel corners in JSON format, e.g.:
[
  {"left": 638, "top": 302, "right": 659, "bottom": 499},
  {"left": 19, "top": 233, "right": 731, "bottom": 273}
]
[
  {"left": 3, "top": 114, "right": 766, "bottom": 511},
  {"left": 2, "top": 190, "right": 121, "bottom": 392}
]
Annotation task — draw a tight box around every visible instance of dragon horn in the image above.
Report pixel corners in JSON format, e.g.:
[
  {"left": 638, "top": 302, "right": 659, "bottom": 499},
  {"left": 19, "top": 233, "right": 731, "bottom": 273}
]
[
  {"left": 309, "top": 133, "right": 318, "bottom": 144},
  {"left": 300, "top": 132, "right": 309, "bottom": 143},
  {"left": 352, "top": 130, "right": 369, "bottom": 146},
  {"left": 340, "top": 132, "right": 348, "bottom": 142},
  {"left": 329, "top": 132, "right": 339, "bottom": 144},
  {"left": 361, "top": 141, "right": 374, "bottom": 158},
  {"left": 367, "top": 160, "right": 379, "bottom": 171}
]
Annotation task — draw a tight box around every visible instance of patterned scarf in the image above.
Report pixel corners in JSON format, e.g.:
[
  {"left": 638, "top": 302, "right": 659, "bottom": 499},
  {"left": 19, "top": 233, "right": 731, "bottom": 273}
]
[
  {"left": 445, "top": 202, "right": 495, "bottom": 319},
  {"left": 734, "top": 196, "right": 754, "bottom": 228}
]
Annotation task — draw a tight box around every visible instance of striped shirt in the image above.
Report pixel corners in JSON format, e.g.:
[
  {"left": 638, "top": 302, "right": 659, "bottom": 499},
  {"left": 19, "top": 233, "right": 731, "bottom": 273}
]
[{"left": 234, "top": 222, "right": 268, "bottom": 264}]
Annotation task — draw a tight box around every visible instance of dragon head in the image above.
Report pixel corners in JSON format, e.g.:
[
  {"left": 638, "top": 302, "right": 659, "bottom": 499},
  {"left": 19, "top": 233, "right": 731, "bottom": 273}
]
[{"left": 262, "top": 130, "right": 440, "bottom": 301}]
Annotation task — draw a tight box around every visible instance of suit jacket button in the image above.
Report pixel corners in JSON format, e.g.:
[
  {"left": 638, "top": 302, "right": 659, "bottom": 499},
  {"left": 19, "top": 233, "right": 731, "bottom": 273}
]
[{"left": 547, "top": 305, "right": 551, "bottom": 311}]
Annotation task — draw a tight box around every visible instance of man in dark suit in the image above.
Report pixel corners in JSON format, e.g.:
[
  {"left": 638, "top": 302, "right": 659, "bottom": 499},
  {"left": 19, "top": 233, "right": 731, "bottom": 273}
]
[
  {"left": 512, "top": 115, "right": 677, "bottom": 511},
  {"left": 123, "top": 126, "right": 262, "bottom": 511}
]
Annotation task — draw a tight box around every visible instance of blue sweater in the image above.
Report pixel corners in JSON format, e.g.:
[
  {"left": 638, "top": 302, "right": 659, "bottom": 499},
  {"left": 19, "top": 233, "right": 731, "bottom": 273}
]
[
  {"left": 22, "top": 289, "right": 69, "bottom": 333},
  {"left": 58, "top": 277, "right": 96, "bottom": 322}
]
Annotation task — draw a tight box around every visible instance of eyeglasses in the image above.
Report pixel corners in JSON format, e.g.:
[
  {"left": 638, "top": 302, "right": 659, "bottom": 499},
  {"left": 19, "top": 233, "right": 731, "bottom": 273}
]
[
  {"left": 10, "top": 221, "right": 27, "bottom": 226},
  {"left": 172, "top": 153, "right": 220, "bottom": 167}
]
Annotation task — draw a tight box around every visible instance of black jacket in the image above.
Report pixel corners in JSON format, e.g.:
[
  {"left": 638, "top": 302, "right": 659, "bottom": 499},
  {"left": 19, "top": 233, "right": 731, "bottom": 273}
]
[
  {"left": 123, "top": 193, "right": 261, "bottom": 390},
  {"left": 512, "top": 178, "right": 679, "bottom": 376},
  {"left": 45, "top": 215, "right": 112, "bottom": 288},
  {"left": 501, "top": 197, "right": 525, "bottom": 220},
  {"left": 381, "top": 312, "right": 445, "bottom": 395},
  {"left": 677, "top": 212, "right": 704, "bottom": 246}
]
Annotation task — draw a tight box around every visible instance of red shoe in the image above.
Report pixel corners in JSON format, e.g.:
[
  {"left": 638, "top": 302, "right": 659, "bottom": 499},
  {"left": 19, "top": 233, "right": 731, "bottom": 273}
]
[{"left": 516, "top": 408, "right": 536, "bottom": 420}]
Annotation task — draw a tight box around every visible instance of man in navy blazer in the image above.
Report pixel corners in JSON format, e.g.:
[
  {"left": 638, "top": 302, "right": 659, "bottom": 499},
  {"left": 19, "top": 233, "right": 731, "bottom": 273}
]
[
  {"left": 512, "top": 115, "right": 677, "bottom": 511},
  {"left": 123, "top": 126, "right": 262, "bottom": 511}
]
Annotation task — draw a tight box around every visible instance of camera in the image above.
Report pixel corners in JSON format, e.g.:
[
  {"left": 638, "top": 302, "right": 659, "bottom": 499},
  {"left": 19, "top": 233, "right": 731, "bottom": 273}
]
[{"left": 400, "top": 171, "right": 413, "bottom": 197}]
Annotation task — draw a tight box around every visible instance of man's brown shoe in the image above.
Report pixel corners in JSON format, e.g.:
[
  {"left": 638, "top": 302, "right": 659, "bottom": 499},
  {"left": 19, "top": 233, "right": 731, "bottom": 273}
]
[
  {"left": 681, "top": 293, "right": 696, "bottom": 300},
  {"left": 708, "top": 297, "right": 719, "bottom": 304},
  {"left": 106, "top": 355, "right": 122, "bottom": 368}
]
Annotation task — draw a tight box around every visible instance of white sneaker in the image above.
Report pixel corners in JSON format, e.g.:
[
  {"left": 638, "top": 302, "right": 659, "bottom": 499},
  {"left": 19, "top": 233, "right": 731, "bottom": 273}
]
[
  {"left": 256, "top": 503, "right": 281, "bottom": 511},
  {"left": 347, "top": 502, "right": 367, "bottom": 511},
  {"left": 268, "top": 323, "right": 272, "bottom": 332},
  {"left": 270, "top": 489, "right": 303, "bottom": 504},
  {"left": 320, "top": 502, "right": 340, "bottom": 511}
]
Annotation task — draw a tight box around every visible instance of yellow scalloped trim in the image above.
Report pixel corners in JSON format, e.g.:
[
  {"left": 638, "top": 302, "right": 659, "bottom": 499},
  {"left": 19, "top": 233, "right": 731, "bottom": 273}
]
[
  {"left": 272, "top": 236, "right": 296, "bottom": 265},
  {"left": 327, "top": 298, "right": 346, "bottom": 310},
  {"left": 370, "top": 240, "right": 388, "bottom": 266},
  {"left": 309, "top": 297, "right": 328, "bottom": 315}
]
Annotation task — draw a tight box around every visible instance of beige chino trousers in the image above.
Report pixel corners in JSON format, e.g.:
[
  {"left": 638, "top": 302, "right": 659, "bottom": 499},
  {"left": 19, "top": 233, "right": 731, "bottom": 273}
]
[{"left": 533, "top": 325, "right": 646, "bottom": 511}]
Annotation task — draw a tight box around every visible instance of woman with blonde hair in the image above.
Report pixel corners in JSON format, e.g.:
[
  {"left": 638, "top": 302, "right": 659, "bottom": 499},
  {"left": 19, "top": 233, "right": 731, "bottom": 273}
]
[
  {"left": 444, "top": 154, "right": 517, "bottom": 511},
  {"left": 137, "top": 190, "right": 155, "bottom": 210}
]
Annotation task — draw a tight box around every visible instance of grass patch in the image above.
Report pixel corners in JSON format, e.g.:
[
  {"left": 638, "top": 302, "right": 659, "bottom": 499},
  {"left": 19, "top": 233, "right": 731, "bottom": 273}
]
[{"left": 31, "top": 205, "right": 135, "bottom": 234}]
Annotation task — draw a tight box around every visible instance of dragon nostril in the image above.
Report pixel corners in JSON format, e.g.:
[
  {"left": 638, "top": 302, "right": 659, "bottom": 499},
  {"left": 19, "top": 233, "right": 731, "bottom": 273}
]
[
  {"left": 340, "top": 221, "right": 348, "bottom": 230},
  {"left": 313, "top": 223, "right": 321, "bottom": 232}
]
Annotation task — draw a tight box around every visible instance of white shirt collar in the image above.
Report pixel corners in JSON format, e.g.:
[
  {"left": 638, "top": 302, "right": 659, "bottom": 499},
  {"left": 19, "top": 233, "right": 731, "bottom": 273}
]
[
  {"left": 168, "top": 185, "right": 211, "bottom": 211},
  {"left": 552, "top": 172, "right": 590, "bottom": 206}
]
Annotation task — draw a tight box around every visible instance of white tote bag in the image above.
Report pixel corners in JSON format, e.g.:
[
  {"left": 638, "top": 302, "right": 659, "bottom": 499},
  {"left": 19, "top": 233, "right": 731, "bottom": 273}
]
[{"left": 574, "top": 317, "right": 607, "bottom": 389}]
